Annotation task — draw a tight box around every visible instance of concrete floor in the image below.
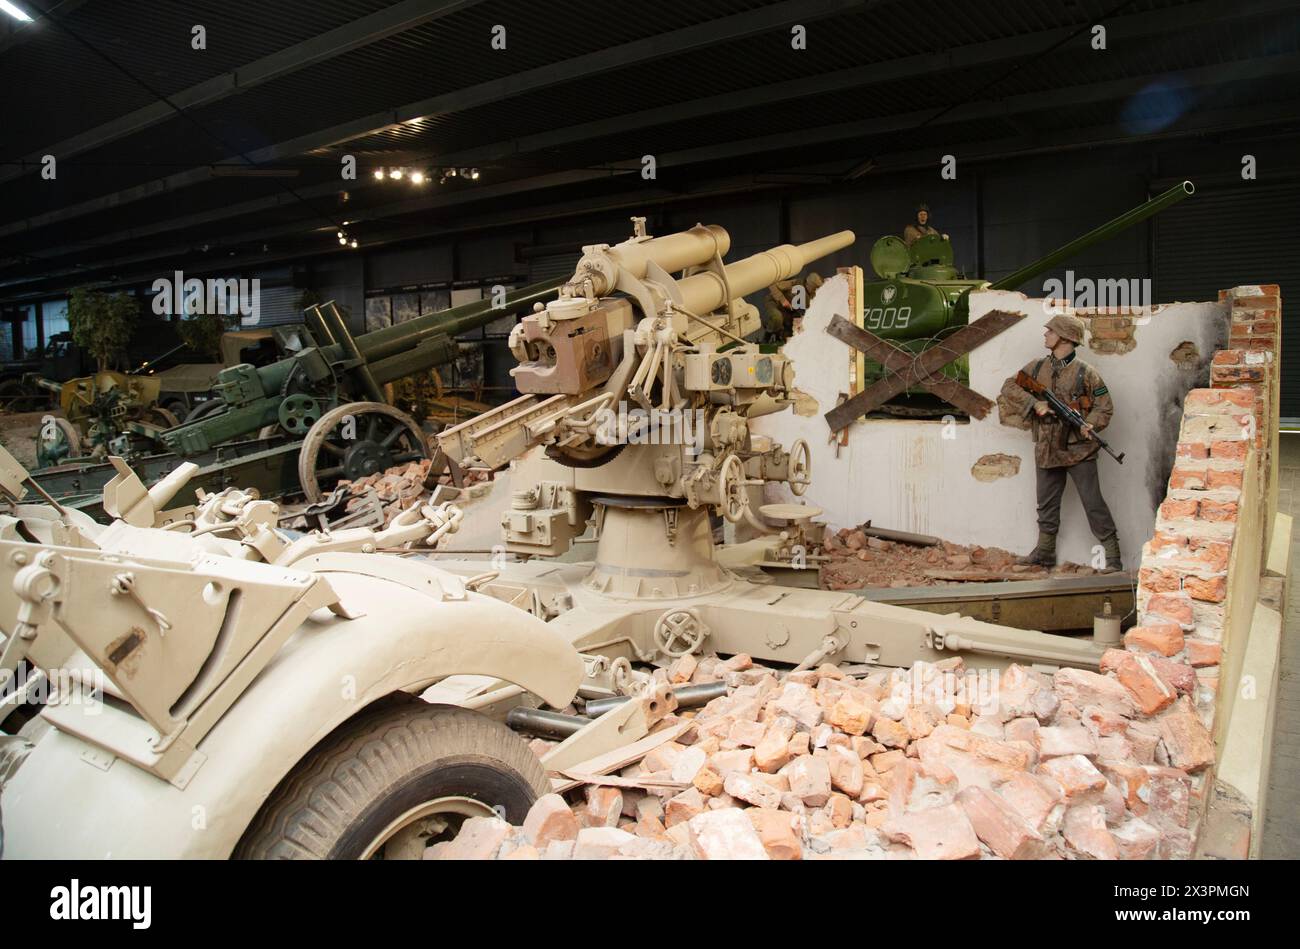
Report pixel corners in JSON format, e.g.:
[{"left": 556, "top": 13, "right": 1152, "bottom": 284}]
[{"left": 1261, "top": 433, "right": 1300, "bottom": 858}]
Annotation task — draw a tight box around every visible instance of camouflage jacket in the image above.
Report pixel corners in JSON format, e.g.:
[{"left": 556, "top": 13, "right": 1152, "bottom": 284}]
[{"left": 998, "top": 352, "right": 1113, "bottom": 468}]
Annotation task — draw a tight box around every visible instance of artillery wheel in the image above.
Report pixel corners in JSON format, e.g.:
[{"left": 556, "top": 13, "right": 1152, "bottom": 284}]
[
  {"left": 144, "top": 406, "right": 180, "bottom": 430},
  {"left": 36, "top": 416, "right": 82, "bottom": 467},
  {"left": 0, "top": 379, "right": 49, "bottom": 413},
  {"left": 235, "top": 701, "right": 548, "bottom": 860},
  {"left": 184, "top": 399, "right": 224, "bottom": 424},
  {"left": 298, "top": 401, "right": 429, "bottom": 502}
]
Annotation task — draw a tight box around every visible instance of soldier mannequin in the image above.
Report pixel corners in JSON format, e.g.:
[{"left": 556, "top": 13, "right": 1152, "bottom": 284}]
[
  {"left": 762, "top": 272, "right": 823, "bottom": 342},
  {"left": 903, "top": 204, "right": 947, "bottom": 246},
  {"left": 999, "top": 314, "right": 1122, "bottom": 571}
]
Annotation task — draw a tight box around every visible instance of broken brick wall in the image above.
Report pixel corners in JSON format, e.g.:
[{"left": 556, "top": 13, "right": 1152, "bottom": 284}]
[
  {"left": 755, "top": 276, "right": 1228, "bottom": 568},
  {"left": 1128, "top": 284, "right": 1281, "bottom": 852}
]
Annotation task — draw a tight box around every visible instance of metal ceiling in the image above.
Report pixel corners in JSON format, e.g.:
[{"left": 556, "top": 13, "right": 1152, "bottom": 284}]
[{"left": 1, "top": 0, "right": 1298, "bottom": 299}]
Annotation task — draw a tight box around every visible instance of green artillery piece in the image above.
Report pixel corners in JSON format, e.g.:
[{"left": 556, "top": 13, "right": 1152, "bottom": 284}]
[
  {"left": 860, "top": 181, "right": 1194, "bottom": 414},
  {"left": 156, "top": 278, "right": 564, "bottom": 500}
]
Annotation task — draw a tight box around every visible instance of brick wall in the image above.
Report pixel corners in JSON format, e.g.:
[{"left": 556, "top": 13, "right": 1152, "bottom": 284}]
[
  {"left": 1125, "top": 285, "right": 1280, "bottom": 850},
  {"left": 1131, "top": 286, "right": 1279, "bottom": 726}
]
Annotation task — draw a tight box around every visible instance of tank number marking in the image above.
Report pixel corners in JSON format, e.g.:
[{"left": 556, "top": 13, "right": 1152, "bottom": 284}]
[{"left": 866, "top": 306, "right": 912, "bottom": 331}]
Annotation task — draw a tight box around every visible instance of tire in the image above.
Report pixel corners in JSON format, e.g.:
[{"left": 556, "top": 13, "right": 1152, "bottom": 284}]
[
  {"left": 184, "top": 398, "right": 224, "bottom": 424},
  {"left": 234, "top": 701, "right": 549, "bottom": 860}
]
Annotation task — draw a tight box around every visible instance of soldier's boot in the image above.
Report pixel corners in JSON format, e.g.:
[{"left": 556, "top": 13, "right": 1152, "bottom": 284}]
[
  {"left": 1018, "top": 531, "right": 1057, "bottom": 567},
  {"left": 1100, "top": 533, "right": 1123, "bottom": 572}
]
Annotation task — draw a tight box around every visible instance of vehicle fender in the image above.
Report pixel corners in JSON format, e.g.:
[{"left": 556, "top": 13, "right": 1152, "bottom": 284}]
[{"left": 1, "top": 569, "right": 582, "bottom": 858}]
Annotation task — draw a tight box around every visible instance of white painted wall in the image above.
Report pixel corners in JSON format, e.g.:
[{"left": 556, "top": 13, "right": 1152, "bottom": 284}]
[{"left": 753, "top": 274, "right": 1228, "bottom": 568}]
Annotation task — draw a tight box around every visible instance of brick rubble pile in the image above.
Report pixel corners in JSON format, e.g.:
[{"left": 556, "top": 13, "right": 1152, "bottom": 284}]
[
  {"left": 337, "top": 458, "right": 492, "bottom": 526},
  {"left": 820, "top": 526, "right": 1103, "bottom": 591},
  {"left": 434, "top": 647, "right": 1214, "bottom": 860}
]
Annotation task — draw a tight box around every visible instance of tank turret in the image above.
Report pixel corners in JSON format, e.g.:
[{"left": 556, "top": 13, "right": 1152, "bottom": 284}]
[{"left": 860, "top": 181, "right": 1194, "bottom": 412}]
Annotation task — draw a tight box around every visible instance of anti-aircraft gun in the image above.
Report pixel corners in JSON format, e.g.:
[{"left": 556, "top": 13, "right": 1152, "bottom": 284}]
[
  {"left": 153, "top": 279, "right": 563, "bottom": 500},
  {"left": 859, "top": 182, "right": 1195, "bottom": 412},
  {"left": 430, "top": 217, "right": 1122, "bottom": 685},
  {"left": 436, "top": 218, "right": 846, "bottom": 556}
]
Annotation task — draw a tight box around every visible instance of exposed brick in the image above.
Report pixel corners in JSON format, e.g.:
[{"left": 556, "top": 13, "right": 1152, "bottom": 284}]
[
  {"left": 1176, "top": 441, "right": 1210, "bottom": 460},
  {"left": 1184, "top": 639, "right": 1222, "bottom": 668},
  {"left": 1156, "top": 698, "right": 1216, "bottom": 772},
  {"left": 1123, "top": 624, "right": 1185, "bottom": 657},
  {"left": 1144, "top": 592, "right": 1194, "bottom": 628},
  {"left": 1137, "top": 568, "right": 1181, "bottom": 594},
  {"left": 1183, "top": 575, "right": 1227, "bottom": 603},
  {"left": 1159, "top": 497, "right": 1199, "bottom": 521},
  {"left": 1210, "top": 350, "right": 1240, "bottom": 366},
  {"left": 1168, "top": 466, "right": 1208, "bottom": 490},
  {"left": 1205, "top": 468, "right": 1243, "bottom": 490},
  {"left": 1188, "top": 541, "right": 1231, "bottom": 573},
  {"left": 1198, "top": 499, "right": 1238, "bottom": 523},
  {"left": 1183, "top": 387, "right": 1258, "bottom": 413},
  {"left": 1107, "top": 652, "right": 1176, "bottom": 716},
  {"left": 1211, "top": 361, "right": 1265, "bottom": 384}
]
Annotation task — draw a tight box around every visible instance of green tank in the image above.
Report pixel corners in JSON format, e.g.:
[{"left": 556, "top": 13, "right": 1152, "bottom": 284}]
[{"left": 860, "top": 181, "right": 1194, "bottom": 412}]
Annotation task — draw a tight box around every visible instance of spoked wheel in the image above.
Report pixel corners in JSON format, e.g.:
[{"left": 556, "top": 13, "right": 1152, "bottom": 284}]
[
  {"left": 297, "top": 401, "right": 429, "bottom": 502},
  {"left": 144, "top": 405, "right": 180, "bottom": 430},
  {"left": 234, "top": 702, "right": 548, "bottom": 860},
  {"left": 0, "top": 379, "right": 50, "bottom": 413},
  {"left": 35, "top": 416, "right": 83, "bottom": 467}
]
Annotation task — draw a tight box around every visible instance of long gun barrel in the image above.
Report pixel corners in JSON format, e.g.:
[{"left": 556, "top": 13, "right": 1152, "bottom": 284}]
[
  {"left": 991, "top": 181, "right": 1194, "bottom": 292},
  {"left": 676, "top": 231, "right": 856, "bottom": 316},
  {"left": 160, "top": 277, "right": 565, "bottom": 455},
  {"left": 1016, "top": 370, "right": 1125, "bottom": 464}
]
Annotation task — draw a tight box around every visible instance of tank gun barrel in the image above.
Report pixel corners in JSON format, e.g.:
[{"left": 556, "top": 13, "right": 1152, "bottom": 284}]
[
  {"left": 989, "top": 181, "right": 1193, "bottom": 292},
  {"left": 677, "top": 230, "right": 856, "bottom": 314}
]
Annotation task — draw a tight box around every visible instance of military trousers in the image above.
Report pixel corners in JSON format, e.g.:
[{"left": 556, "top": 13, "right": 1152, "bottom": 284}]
[{"left": 1035, "top": 457, "right": 1117, "bottom": 540}]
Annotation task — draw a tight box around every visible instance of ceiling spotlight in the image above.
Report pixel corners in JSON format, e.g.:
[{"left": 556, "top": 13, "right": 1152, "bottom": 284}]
[
  {"left": 411, "top": 170, "right": 425, "bottom": 185},
  {"left": 389, "top": 168, "right": 403, "bottom": 180},
  {"left": 373, "top": 168, "right": 385, "bottom": 180},
  {"left": 470, "top": 168, "right": 480, "bottom": 180},
  {"left": 0, "top": 2, "right": 32, "bottom": 22},
  {"left": 336, "top": 230, "right": 344, "bottom": 239},
  {"left": 350, "top": 239, "right": 359, "bottom": 249},
  {"left": 447, "top": 167, "right": 457, "bottom": 178},
  {"left": 339, "top": 236, "right": 348, "bottom": 245}
]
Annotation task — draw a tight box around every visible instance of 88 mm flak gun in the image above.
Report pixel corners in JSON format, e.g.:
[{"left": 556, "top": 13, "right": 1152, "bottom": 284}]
[
  {"left": 437, "top": 218, "right": 848, "bottom": 554},
  {"left": 428, "top": 217, "right": 1119, "bottom": 682}
]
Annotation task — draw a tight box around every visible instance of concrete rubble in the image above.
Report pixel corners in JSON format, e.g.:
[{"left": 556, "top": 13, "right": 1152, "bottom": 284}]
[
  {"left": 819, "top": 525, "right": 1104, "bottom": 590},
  {"left": 433, "top": 648, "right": 1213, "bottom": 860}
]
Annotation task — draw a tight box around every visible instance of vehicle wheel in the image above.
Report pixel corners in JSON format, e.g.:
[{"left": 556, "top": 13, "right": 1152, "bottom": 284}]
[
  {"left": 234, "top": 701, "right": 549, "bottom": 860},
  {"left": 297, "top": 401, "right": 428, "bottom": 502},
  {"left": 183, "top": 399, "right": 224, "bottom": 424},
  {"left": 0, "top": 379, "right": 48, "bottom": 412}
]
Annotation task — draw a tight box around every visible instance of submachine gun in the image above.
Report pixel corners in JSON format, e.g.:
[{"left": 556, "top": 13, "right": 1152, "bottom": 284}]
[{"left": 1015, "top": 370, "right": 1125, "bottom": 464}]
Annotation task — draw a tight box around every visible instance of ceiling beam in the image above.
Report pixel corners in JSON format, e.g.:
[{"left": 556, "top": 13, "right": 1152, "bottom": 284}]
[
  {"left": 3, "top": 92, "right": 1295, "bottom": 299},
  {"left": 0, "top": 0, "right": 487, "bottom": 185},
  {"left": 0, "top": 0, "right": 873, "bottom": 236},
  {"left": 421, "top": 0, "right": 1297, "bottom": 169},
  {"left": 10, "top": 46, "right": 1294, "bottom": 266}
]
